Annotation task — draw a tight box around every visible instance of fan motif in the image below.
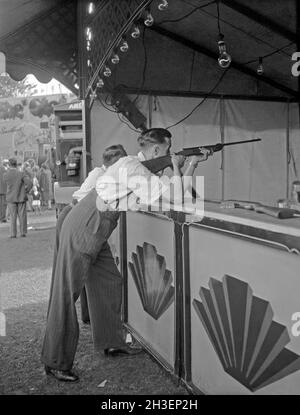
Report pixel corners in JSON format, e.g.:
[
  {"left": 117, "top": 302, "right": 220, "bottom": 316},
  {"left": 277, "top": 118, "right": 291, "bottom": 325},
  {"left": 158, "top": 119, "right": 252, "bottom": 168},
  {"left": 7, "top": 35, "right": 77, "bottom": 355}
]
[
  {"left": 193, "top": 275, "right": 300, "bottom": 392},
  {"left": 129, "top": 243, "right": 175, "bottom": 320}
]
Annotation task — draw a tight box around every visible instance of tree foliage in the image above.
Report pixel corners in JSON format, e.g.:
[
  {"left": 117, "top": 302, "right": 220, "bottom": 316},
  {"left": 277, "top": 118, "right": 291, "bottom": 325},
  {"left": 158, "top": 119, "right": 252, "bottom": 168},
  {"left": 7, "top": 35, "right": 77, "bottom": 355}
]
[{"left": 0, "top": 74, "right": 36, "bottom": 98}]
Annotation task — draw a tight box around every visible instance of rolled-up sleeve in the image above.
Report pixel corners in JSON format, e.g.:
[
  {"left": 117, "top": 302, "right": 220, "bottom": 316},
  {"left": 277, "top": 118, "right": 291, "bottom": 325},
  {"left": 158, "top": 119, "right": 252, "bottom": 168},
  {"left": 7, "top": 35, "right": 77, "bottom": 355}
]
[{"left": 73, "top": 167, "right": 104, "bottom": 201}]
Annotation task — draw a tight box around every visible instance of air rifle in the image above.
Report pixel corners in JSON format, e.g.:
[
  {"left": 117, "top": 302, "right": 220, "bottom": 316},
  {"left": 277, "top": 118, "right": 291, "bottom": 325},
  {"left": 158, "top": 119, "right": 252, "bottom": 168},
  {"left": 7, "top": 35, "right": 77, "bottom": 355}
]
[{"left": 142, "top": 138, "right": 261, "bottom": 174}]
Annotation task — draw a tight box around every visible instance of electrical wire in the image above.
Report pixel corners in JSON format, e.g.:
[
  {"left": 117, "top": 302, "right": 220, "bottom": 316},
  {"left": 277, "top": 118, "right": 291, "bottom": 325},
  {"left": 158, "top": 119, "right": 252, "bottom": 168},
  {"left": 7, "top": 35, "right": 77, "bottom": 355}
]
[
  {"left": 98, "top": 93, "right": 118, "bottom": 113},
  {"left": 166, "top": 67, "right": 230, "bottom": 130},
  {"left": 241, "top": 41, "right": 294, "bottom": 65},
  {"left": 216, "top": 0, "right": 221, "bottom": 34},
  {"left": 132, "top": 27, "right": 148, "bottom": 105},
  {"left": 158, "top": 0, "right": 216, "bottom": 25},
  {"left": 189, "top": 50, "right": 196, "bottom": 91}
]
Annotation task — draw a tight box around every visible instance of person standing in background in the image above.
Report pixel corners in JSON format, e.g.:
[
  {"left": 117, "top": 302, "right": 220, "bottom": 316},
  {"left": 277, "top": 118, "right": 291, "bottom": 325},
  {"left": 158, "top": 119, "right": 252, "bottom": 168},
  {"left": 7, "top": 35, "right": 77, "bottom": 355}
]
[
  {"left": 39, "top": 164, "right": 51, "bottom": 209},
  {"left": 0, "top": 159, "right": 9, "bottom": 223},
  {"left": 44, "top": 164, "right": 53, "bottom": 209},
  {"left": 4, "top": 158, "right": 32, "bottom": 238},
  {"left": 23, "top": 162, "right": 34, "bottom": 212}
]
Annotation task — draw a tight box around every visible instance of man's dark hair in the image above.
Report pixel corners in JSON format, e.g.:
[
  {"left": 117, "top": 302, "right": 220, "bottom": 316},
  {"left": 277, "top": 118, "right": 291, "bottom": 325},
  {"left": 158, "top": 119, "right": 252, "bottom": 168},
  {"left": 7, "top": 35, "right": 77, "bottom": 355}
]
[
  {"left": 9, "top": 158, "right": 17, "bottom": 168},
  {"left": 137, "top": 128, "right": 172, "bottom": 147},
  {"left": 102, "top": 144, "right": 127, "bottom": 167}
]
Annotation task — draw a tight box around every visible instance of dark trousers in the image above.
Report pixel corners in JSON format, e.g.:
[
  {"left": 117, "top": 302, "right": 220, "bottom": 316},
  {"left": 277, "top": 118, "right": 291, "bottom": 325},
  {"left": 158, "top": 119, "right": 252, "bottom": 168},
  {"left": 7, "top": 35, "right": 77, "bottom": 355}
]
[
  {"left": 0, "top": 194, "right": 7, "bottom": 221},
  {"left": 41, "top": 195, "right": 124, "bottom": 371},
  {"left": 48, "top": 204, "right": 90, "bottom": 324},
  {"left": 7, "top": 202, "right": 27, "bottom": 237}
]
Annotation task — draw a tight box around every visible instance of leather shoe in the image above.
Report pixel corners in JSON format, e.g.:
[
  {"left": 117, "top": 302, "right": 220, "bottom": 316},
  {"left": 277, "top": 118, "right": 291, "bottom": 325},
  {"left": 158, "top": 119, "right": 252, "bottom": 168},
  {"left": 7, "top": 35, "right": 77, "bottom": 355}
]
[
  {"left": 104, "top": 344, "right": 143, "bottom": 357},
  {"left": 45, "top": 365, "right": 79, "bottom": 382}
]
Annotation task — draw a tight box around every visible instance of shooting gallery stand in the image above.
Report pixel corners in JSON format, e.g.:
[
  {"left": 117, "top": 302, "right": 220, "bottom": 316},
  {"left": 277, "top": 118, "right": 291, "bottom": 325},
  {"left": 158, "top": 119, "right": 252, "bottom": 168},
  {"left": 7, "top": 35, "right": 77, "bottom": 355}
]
[{"left": 115, "top": 204, "right": 300, "bottom": 394}]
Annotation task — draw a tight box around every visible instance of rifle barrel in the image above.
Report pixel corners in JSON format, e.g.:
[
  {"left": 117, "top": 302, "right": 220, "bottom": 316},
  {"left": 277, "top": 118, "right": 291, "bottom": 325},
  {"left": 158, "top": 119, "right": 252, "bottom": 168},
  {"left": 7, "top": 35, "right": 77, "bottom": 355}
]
[
  {"left": 222, "top": 138, "right": 261, "bottom": 146},
  {"left": 181, "top": 138, "right": 261, "bottom": 152}
]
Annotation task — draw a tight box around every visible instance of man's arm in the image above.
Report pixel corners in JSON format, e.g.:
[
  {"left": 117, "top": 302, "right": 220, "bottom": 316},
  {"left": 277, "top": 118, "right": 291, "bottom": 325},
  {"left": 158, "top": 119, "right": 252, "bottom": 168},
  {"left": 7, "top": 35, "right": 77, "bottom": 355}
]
[
  {"left": 72, "top": 167, "right": 104, "bottom": 201},
  {"left": 127, "top": 156, "right": 183, "bottom": 207}
]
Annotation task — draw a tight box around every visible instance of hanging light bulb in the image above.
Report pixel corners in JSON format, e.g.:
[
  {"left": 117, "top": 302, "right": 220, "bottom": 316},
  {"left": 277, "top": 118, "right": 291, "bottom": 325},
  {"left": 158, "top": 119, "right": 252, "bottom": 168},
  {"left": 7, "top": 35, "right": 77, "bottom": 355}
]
[
  {"left": 217, "top": 33, "right": 231, "bottom": 69},
  {"left": 88, "top": 2, "right": 95, "bottom": 14},
  {"left": 257, "top": 57, "right": 264, "bottom": 75},
  {"left": 103, "top": 66, "right": 112, "bottom": 77},
  {"left": 97, "top": 79, "right": 104, "bottom": 88},
  {"left": 144, "top": 10, "right": 154, "bottom": 26},
  {"left": 111, "top": 52, "right": 120, "bottom": 65},
  {"left": 86, "top": 40, "right": 91, "bottom": 51},
  {"left": 120, "top": 39, "right": 129, "bottom": 52},
  {"left": 87, "top": 59, "right": 91, "bottom": 67},
  {"left": 131, "top": 25, "right": 141, "bottom": 39},
  {"left": 86, "top": 27, "right": 92, "bottom": 41},
  {"left": 158, "top": 0, "right": 168, "bottom": 11}
]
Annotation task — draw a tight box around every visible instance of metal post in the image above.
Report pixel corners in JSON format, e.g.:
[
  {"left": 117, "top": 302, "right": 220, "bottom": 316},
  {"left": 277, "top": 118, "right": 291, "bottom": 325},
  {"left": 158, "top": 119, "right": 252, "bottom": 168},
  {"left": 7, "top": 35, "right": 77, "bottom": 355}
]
[
  {"left": 220, "top": 97, "right": 225, "bottom": 200},
  {"left": 286, "top": 101, "right": 290, "bottom": 199}
]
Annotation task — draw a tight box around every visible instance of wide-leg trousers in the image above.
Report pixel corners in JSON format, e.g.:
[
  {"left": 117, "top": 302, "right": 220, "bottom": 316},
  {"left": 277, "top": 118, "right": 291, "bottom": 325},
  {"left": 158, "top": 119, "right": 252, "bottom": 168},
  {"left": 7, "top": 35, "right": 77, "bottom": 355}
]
[
  {"left": 41, "top": 212, "right": 124, "bottom": 371},
  {"left": 48, "top": 204, "right": 90, "bottom": 323},
  {"left": 0, "top": 194, "right": 7, "bottom": 221},
  {"left": 7, "top": 202, "right": 27, "bottom": 237}
]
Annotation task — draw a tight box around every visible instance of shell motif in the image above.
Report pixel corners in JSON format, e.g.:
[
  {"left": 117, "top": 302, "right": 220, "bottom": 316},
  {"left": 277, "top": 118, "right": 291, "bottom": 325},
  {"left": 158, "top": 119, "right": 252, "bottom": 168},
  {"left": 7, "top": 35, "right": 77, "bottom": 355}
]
[
  {"left": 129, "top": 242, "right": 175, "bottom": 320},
  {"left": 193, "top": 275, "right": 300, "bottom": 392}
]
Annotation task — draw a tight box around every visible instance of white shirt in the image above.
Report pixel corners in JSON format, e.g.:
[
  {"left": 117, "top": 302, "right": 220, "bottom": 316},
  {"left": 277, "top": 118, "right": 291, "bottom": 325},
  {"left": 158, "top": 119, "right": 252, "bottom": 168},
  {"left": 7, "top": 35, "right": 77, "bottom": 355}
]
[
  {"left": 72, "top": 153, "right": 146, "bottom": 202},
  {"left": 95, "top": 156, "right": 169, "bottom": 211},
  {"left": 72, "top": 166, "right": 106, "bottom": 202}
]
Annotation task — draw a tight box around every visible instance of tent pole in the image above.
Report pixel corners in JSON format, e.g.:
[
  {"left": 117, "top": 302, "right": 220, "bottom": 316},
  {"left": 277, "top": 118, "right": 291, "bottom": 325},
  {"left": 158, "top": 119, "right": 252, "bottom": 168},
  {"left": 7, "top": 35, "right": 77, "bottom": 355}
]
[
  {"left": 148, "top": 95, "right": 153, "bottom": 129},
  {"left": 297, "top": 0, "right": 300, "bottom": 127},
  {"left": 286, "top": 101, "right": 290, "bottom": 199},
  {"left": 220, "top": 97, "right": 225, "bottom": 201}
]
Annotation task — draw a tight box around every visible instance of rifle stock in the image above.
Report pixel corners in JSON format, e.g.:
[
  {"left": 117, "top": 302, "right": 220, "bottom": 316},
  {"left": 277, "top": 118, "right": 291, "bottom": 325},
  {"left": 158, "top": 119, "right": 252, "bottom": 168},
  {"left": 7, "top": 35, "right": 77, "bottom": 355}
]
[{"left": 141, "top": 138, "right": 261, "bottom": 174}]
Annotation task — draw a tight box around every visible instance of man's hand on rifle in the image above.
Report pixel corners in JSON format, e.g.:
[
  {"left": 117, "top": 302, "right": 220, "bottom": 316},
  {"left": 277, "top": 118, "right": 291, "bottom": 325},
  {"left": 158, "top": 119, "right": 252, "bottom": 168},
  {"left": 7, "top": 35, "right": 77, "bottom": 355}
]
[{"left": 189, "top": 148, "right": 212, "bottom": 167}]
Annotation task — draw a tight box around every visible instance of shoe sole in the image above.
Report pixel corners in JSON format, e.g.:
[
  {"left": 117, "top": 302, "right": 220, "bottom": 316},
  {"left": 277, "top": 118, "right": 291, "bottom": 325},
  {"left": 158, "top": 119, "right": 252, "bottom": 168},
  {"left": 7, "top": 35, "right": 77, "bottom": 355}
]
[{"left": 45, "top": 370, "right": 79, "bottom": 383}]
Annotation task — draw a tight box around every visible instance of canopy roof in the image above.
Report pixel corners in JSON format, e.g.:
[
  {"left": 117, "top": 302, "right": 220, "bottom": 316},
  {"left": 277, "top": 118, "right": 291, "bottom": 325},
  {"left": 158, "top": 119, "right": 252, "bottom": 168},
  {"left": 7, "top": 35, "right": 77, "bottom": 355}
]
[
  {"left": 0, "top": 0, "right": 299, "bottom": 101},
  {"left": 0, "top": 0, "right": 78, "bottom": 93}
]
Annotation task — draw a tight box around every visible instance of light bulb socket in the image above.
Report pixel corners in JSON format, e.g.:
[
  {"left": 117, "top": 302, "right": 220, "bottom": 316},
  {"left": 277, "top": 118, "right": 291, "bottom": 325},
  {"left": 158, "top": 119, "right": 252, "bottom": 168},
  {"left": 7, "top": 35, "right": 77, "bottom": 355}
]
[
  {"left": 131, "top": 25, "right": 141, "bottom": 39},
  {"left": 257, "top": 57, "right": 264, "bottom": 75},
  {"left": 144, "top": 10, "right": 154, "bottom": 26},
  {"left": 111, "top": 53, "right": 120, "bottom": 64},
  {"left": 97, "top": 79, "right": 104, "bottom": 88},
  {"left": 120, "top": 39, "right": 129, "bottom": 52},
  {"left": 158, "top": 0, "right": 168, "bottom": 11},
  {"left": 103, "top": 66, "right": 112, "bottom": 77}
]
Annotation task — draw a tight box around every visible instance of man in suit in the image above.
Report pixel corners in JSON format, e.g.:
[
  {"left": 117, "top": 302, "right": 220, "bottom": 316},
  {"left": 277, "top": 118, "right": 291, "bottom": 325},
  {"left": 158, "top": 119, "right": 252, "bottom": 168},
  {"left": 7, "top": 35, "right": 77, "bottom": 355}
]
[
  {"left": 4, "top": 158, "right": 32, "bottom": 238},
  {"left": 0, "top": 159, "right": 9, "bottom": 223}
]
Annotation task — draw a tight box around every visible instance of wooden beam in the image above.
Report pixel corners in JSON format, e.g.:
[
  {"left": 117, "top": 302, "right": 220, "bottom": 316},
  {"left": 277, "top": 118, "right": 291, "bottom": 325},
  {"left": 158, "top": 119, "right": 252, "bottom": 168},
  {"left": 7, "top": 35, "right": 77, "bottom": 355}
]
[
  {"left": 149, "top": 25, "right": 298, "bottom": 99},
  {"left": 220, "top": 0, "right": 297, "bottom": 43},
  {"left": 114, "top": 86, "right": 297, "bottom": 102}
]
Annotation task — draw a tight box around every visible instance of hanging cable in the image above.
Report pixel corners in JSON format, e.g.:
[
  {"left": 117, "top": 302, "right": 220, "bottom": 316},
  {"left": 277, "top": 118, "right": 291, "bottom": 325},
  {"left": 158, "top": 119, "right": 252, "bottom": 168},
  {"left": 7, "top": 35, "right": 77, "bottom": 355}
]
[
  {"left": 216, "top": 0, "right": 221, "bottom": 34},
  {"left": 241, "top": 41, "right": 294, "bottom": 65},
  {"left": 132, "top": 27, "right": 148, "bottom": 105},
  {"left": 158, "top": 0, "right": 215, "bottom": 24},
  {"left": 189, "top": 50, "right": 196, "bottom": 91},
  {"left": 166, "top": 67, "right": 230, "bottom": 129}
]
